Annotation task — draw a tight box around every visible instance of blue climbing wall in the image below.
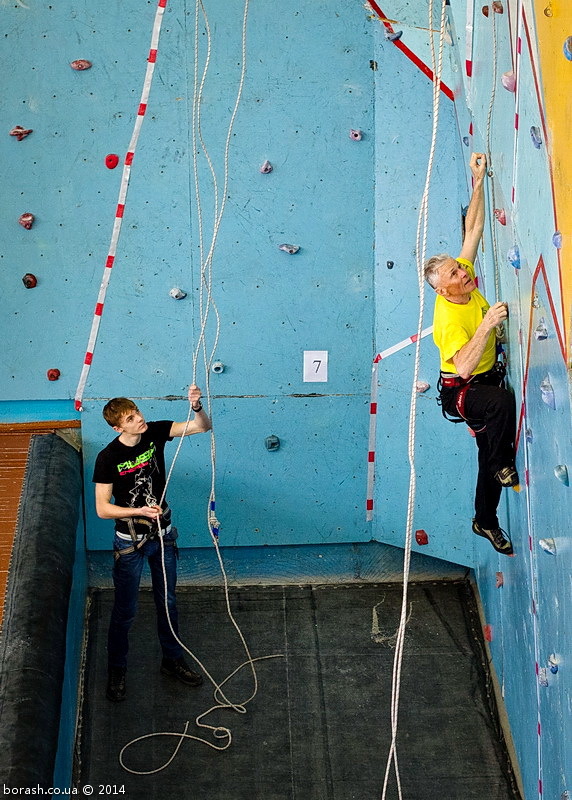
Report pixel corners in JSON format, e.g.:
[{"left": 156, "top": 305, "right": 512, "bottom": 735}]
[{"left": 1, "top": 1, "right": 571, "bottom": 797}]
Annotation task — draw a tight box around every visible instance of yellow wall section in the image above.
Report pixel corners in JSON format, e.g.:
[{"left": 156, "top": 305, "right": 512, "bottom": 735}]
[{"left": 534, "top": 0, "right": 572, "bottom": 356}]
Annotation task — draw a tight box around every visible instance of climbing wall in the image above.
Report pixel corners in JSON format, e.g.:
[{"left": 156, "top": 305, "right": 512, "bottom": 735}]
[{"left": 1, "top": 1, "right": 571, "bottom": 797}]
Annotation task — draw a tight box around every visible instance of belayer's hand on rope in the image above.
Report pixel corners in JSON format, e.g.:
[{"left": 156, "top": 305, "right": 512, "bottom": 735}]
[
  {"left": 138, "top": 504, "right": 163, "bottom": 521},
  {"left": 188, "top": 383, "right": 204, "bottom": 411}
]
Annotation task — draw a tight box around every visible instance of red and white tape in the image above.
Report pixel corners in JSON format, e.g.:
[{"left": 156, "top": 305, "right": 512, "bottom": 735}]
[
  {"left": 74, "top": 0, "right": 169, "bottom": 411},
  {"left": 366, "top": 326, "right": 433, "bottom": 521}
]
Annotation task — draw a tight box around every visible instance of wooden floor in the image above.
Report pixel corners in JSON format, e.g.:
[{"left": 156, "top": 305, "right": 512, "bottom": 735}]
[
  {"left": 0, "top": 422, "right": 81, "bottom": 626},
  {"left": 0, "top": 432, "right": 34, "bottom": 625}
]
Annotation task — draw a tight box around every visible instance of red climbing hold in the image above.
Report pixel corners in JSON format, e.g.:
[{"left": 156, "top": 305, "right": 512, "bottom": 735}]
[
  {"left": 492, "top": 0, "right": 504, "bottom": 12},
  {"left": 483, "top": 624, "right": 493, "bottom": 642},
  {"left": 494, "top": 208, "right": 507, "bottom": 225},
  {"left": 482, "top": 5, "right": 489, "bottom": 16},
  {"left": 70, "top": 60, "right": 92, "bottom": 70},
  {"left": 47, "top": 369, "right": 61, "bottom": 381},
  {"left": 496, "top": 572, "right": 504, "bottom": 588},
  {"left": 9, "top": 126, "right": 33, "bottom": 141},
  {"left": 105, "top": 154, "right": 120, "bottom": 169},
  {"left": 22, "top": 273, "right": 37, "bottom": 288},
  {"left": 415, "top": 529, "right": 429, "bottom": 545},
  {"left": 18, "top": 213, "right": 35, "bottom": 230}
]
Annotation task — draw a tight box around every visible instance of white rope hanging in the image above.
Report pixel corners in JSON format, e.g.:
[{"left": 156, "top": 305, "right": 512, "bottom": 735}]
[
  {"left": 380, "top": 1, "right": 448, "bottom": 797},
  {"left": 118, "top": 0, "right": 285, "bottom": 776}
]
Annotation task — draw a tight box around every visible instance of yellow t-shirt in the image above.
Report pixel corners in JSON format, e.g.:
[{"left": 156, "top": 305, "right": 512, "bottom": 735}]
[{"left": 432, "top": 258, "right": 496, "bottom": 375}]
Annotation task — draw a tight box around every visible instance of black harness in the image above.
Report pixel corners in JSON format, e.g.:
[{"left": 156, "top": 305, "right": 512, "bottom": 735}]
[{"left": 437, "top": 361, "right": 506, "bottom": 430}]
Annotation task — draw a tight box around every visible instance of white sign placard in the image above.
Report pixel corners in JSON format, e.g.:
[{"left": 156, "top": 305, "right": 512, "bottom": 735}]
[{"left": 303, "top": 350, "right": 328, "bottom": 382}]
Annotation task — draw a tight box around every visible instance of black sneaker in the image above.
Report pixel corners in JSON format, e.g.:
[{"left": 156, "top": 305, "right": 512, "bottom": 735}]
[
  {"left": 106, "top": 667, "right": 126, "bottom": 702},
  {"left": 160, "top": 657, "right": 203, "bottom": 687},
  {"left": 472, "top": 520, "right": 514, "bottom": 556},
  {"left": 494, "top": 466, "right": 520, "bottom": 488}
]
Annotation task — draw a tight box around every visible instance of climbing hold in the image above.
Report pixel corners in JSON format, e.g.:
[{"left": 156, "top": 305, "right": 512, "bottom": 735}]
[
  {"left": 538, "top": 538, "right": 556, "bottom": 555},
  {"left": 532, "top": 294, "right": 540, "bottom": 309},
  {"left": 494, "top": 208, "right": 506, "bottom": 225},
  {"left": 386, "top": 260, "right": 394, "bottom": 269},
  {"left": 9, "top": 125, "right": 33, "bottom": 141},
  {"left": 538, "top": 667, "right": 549, "bottom": 687},
  {"left": 492, "top": 0, "right": 503, "bottom": 12},
  {"left": 169, "top": 287, "right": 187, "bottom": 300},
  {"left": 349, "top": 129, "right": 363, "bottom": 141},
  {"left": 487, "top": 168, "right": 494, "bottom": 178},
  {"left": 278, "top": 244, "right": 300, "bottom": 254},
  {"left": 525, "top": 428, "right": 533, "bottom": 444},
  {"left": 462, "top": 136, "right": 470, "bottom": 147},
  {"left": 507, "top": 246, "right": 520, "bottom": 269},
  {"left": 259, "top": 160, "right": 273, "bottom": 174},
  {"left": 22, "top": 273, "right": 37, "bottom": 288},
  {"left": 548, "top": 654, "right": 559, "bottom": 674},
  {"left": 530, "top": 126, "right": 542, "bottom": 149},
  {"left": 415, "top": 381, "right": 430, "bottom": 393},
  {"left": 105, "top": 154, "right": 119, "bottom": 169},
  {"left": 483, "top": 624, "right": 493, "bottom": 642},
  {"left": 552, "top": 231, "right": 562, "bottom": 248},
  {"left": 415, "top": 529, "right": 429, "bottom": 545},
  {"left": 18, "top": 212, "right": 35, "bottom": 229},
  {"left": 501, "top": 71, "right": 516, "bottom": 92},
  {"left": 482, "top": 5, "right": 489, "bottom": 16},
  {"left": 561, "top": 792, "right": 570, "bottom": 800},
  {"left": 70, "top": 59, "right": 92, "bottom": 70},
  {"left": 554, "top": 465, "right": 569, "bottom": 486},
  {"left": 384, "top": 30, "right": 403, "bottom": 42},
  {"left": 534, "top": 319, "right": 548, "bottom": 340},
  {"left": 265, "top": 435, "right": 280, "bottom": 451},
  {"left": 47, "top": 368, "right": 61, "bottom": 381},
  {"left": 211, "top": 361, "right": 225, "bottom": 374},
  {"left": 495, "top": 572, "right": 504, "bottom": 588},
  {"left": 564, "top": 37, "right": 572, "bottom": 62},
  {"left": 540, "top": 376, "right": 555, "bottom": 409}
]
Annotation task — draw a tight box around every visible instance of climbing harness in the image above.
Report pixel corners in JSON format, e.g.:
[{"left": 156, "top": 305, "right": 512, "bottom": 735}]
[
  {"left": 437, "top": 361, "right": 506, "bottom": 427},
  {"left": 112, "top": 524, "right": 177, "bottom": 561}
]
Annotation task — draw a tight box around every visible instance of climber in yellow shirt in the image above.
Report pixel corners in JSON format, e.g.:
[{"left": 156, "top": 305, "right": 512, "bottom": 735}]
[{"left": 424, "top": 153, "right": 518, "bottom": 556}]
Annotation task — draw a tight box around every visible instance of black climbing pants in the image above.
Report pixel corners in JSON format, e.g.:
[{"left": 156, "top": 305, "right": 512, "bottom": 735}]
[{"left": 440, "top": 378, "right": 516, "bottom": 529}]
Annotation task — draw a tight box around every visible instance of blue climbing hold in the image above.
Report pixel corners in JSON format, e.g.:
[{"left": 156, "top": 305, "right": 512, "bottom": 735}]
[
  {"left": 463, "top": 136, "right": 470, "bottom": 147},
  {"left": 539, "top": 538, "right": 556, "bottom": 555},
  {"left": 553, "top": 230, "right": 562, "bottom": 248},
  {"left": 530, "top": 126, "right": 542, "bottom": 148},
  {"left": 507, "top": 246, "right": 520, "bottom": 269},
  {"left": 540, "top": 376, "right": 556, "bottom": 409},
  {"left": 534, "top": 319, "right": 548, "bottom": 340},
  {"left": 554, "top": 464, "right": 569, "bottom": 486},
  {"left": 564, "top": 36, "right": 572, "bottom": 61},
  {"left": 385, "top": 30, "right": 403, "bottom": 42}
]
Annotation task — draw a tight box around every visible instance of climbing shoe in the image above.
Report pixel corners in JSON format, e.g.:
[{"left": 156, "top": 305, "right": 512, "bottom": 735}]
[
  {"left": 160, "top": 656, "right": 203, "bottom": 687},
  {"left": 106, "top": 667, "right": 127, "bottom": 702},
  {"left": 494, "top": 466, "right": 520, "bottom": 488},
  {"left": 472, "top": 520, "right": 514, "bottom": 556}
]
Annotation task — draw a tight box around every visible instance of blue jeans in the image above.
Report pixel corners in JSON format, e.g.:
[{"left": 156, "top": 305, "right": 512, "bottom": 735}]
[{"left": 107, "top": 529, "right": 183, "bottom": 669}]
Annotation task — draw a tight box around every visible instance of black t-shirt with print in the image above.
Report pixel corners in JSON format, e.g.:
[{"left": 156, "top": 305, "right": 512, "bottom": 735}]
[{"left": 92, "top": 420, "right": 173, "bottom": 538}]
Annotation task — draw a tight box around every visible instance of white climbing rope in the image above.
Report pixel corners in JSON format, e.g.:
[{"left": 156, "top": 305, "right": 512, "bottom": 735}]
[
  {"left": 484, "top": 3, "right": 502, "bottom": 303},
  {"left": 117, "top": 0, "right": 282, "bottom": 775},
  {"left": 380, "top": 2, "right": 448, "bottom": 797}
]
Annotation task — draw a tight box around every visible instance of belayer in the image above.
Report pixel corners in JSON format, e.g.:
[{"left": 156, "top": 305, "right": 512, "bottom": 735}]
[
  {"left": 424, "top": 152, "right": 518, "bottom": 556},
  {"left": 93, "top": 384, "right": 212, "bottom": 700}
]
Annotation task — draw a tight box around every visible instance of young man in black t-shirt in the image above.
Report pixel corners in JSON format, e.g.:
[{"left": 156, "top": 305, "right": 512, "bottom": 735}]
[{"left": 93, "top": 384, "right": 212, "bottom": 702}]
